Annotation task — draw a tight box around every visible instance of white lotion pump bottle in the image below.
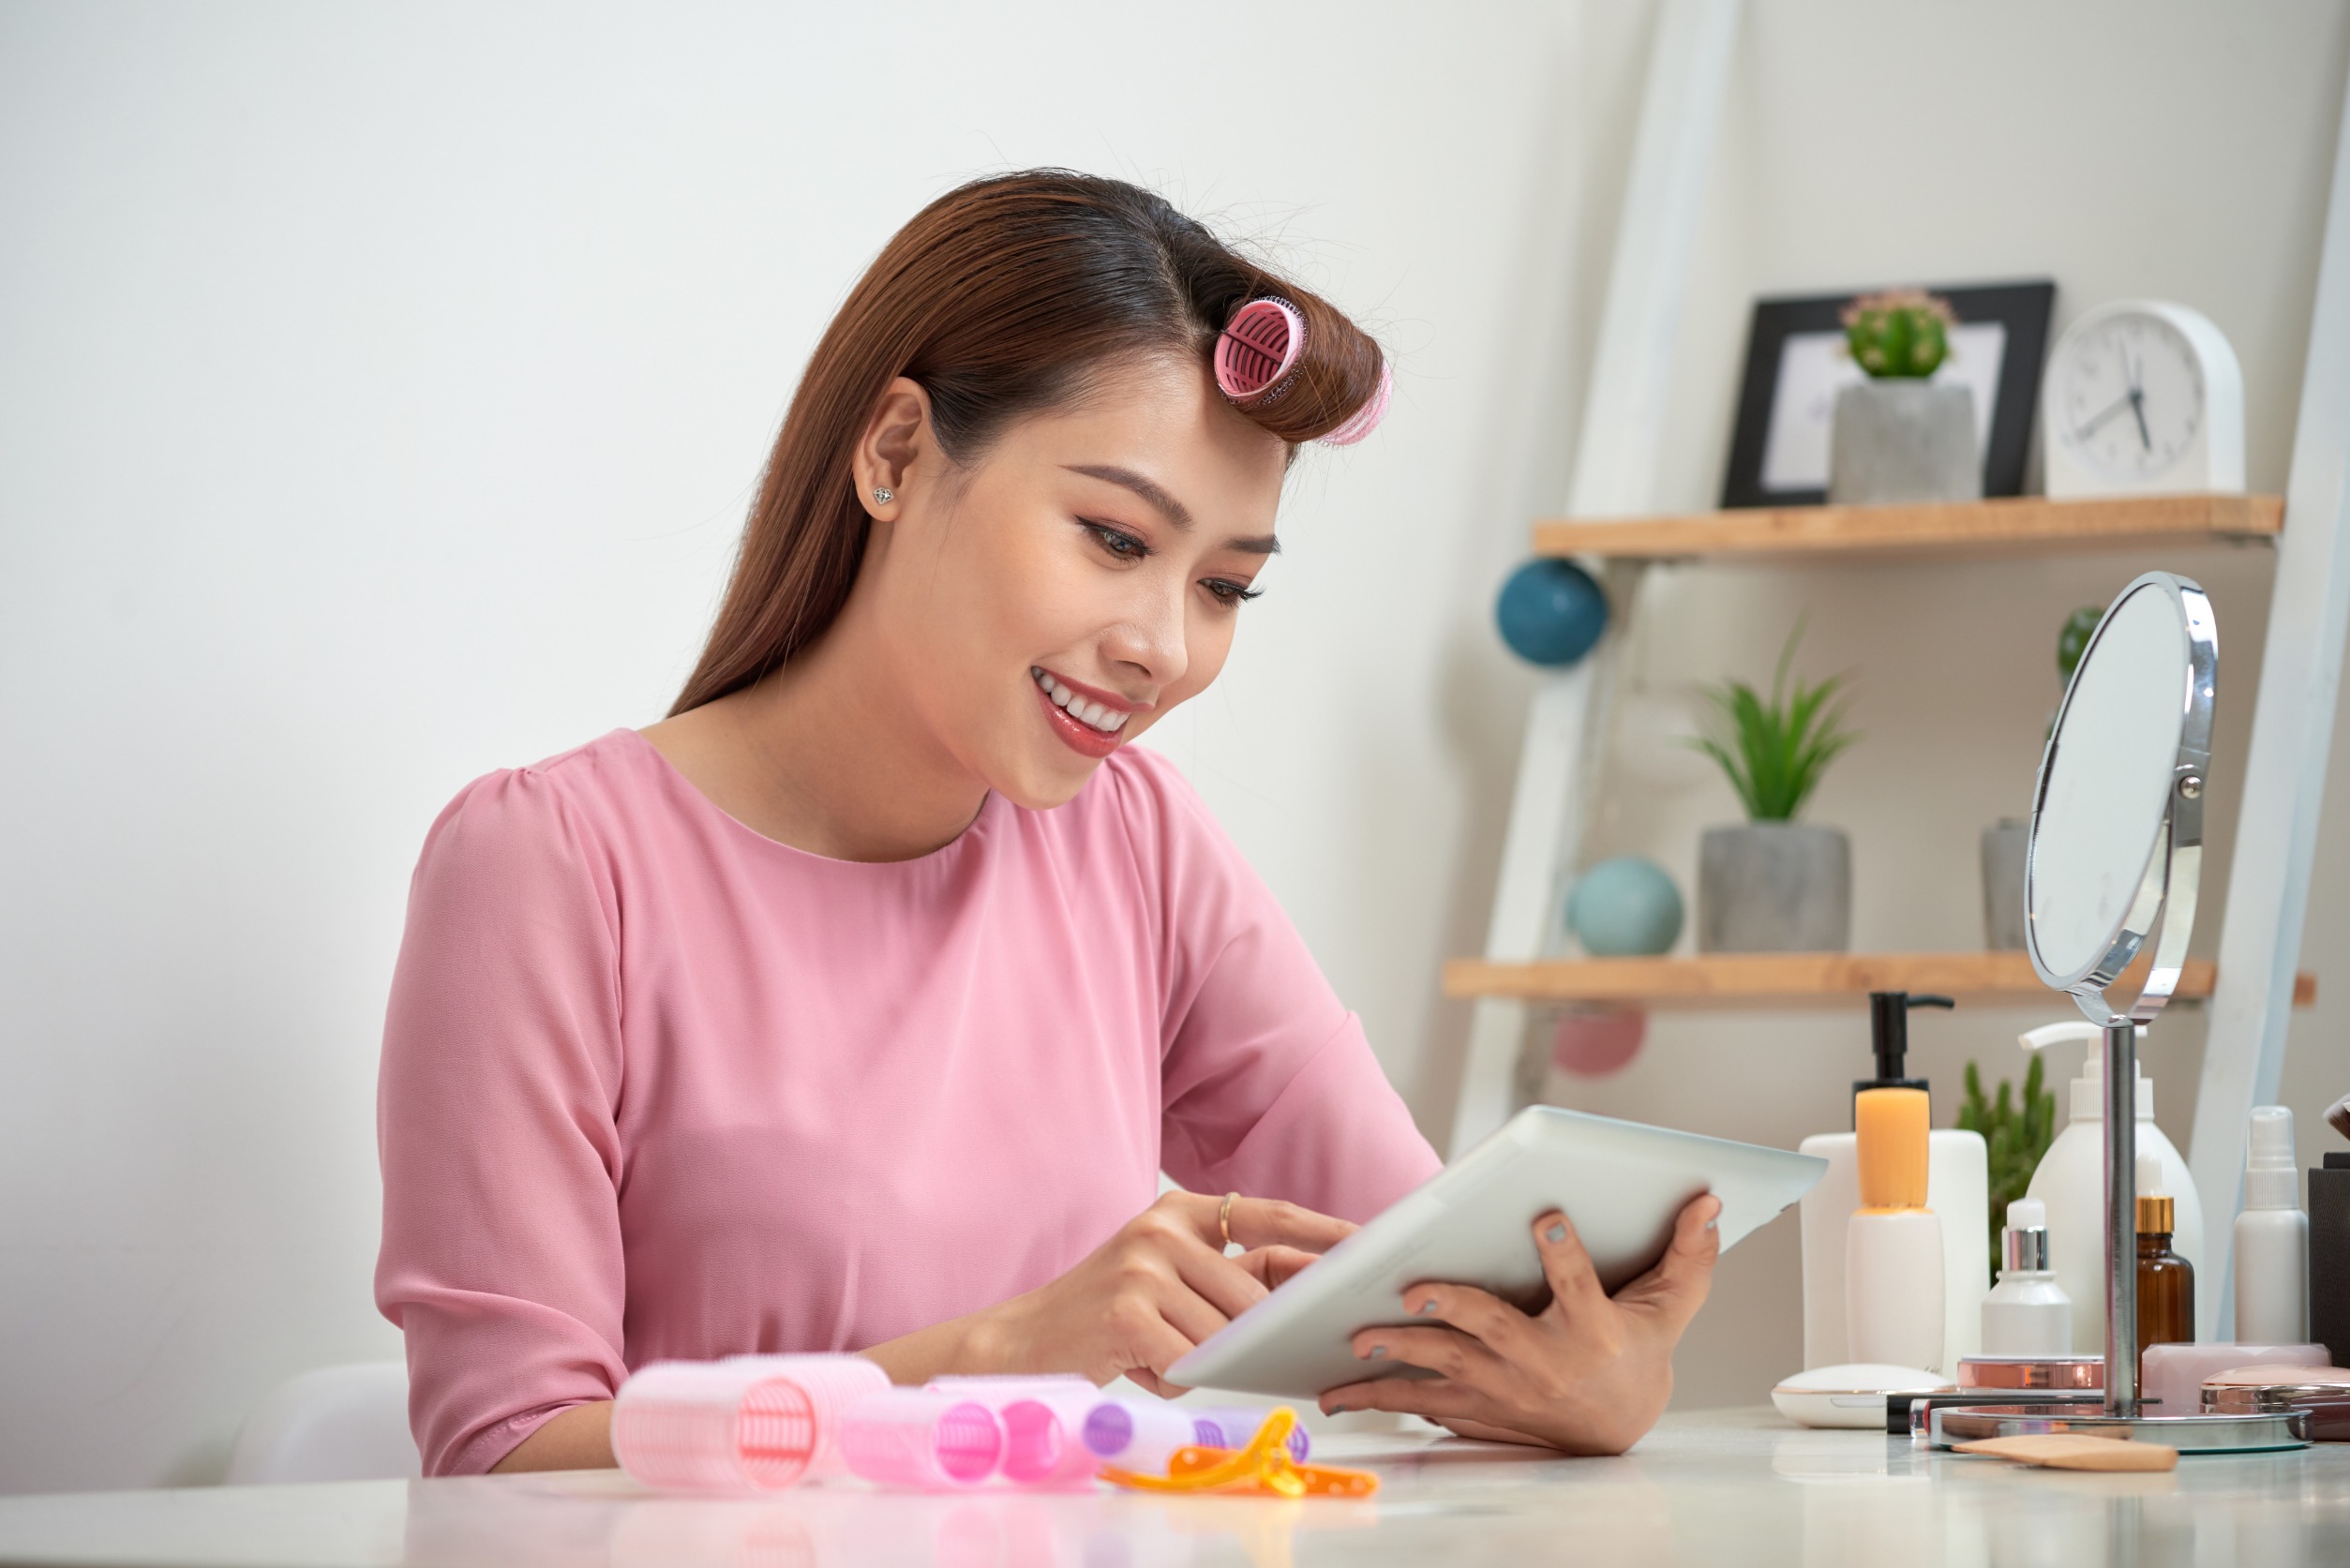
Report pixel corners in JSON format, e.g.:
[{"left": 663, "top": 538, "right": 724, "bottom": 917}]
[
  {"left": 1798, "top": 993, "right": 1987, "bottom": 1373},
  {"left": 1979, "top": 1197, "right": 2072, "bottom": 1355},
  {"left": 2235, "top": 1105, "right": 2310, "bottom": 1344},
  {"left": 2018, "top": 1021, "right": 2203, "bottom": 1353}
]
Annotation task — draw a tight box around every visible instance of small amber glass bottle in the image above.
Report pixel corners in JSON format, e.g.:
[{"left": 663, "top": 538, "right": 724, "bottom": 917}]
[{"left": 2136, "top": 1183, "right": 2195, "bottom": 1379}]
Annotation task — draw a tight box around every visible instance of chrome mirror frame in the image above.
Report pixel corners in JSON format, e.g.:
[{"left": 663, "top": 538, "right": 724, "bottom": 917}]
[{"left": 2024, "top": 571, "right": 2216, "bottom": 1029}]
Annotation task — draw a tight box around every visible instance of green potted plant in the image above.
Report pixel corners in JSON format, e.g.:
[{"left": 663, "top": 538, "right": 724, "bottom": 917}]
[
  {"left": 1689, "top": 624, "right": 1861, "bottom": 951},
  {"left": 1829, "top": 289, "right": 1980, "bottom": 506},
  {"left": 1957, "top": 1054, "right": 2059, "bottom": 1277}
]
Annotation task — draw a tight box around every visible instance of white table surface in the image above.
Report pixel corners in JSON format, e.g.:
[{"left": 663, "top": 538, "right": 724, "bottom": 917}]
[{"left": 3, "top": 1408, "right": 2346, "bottom": 1567}]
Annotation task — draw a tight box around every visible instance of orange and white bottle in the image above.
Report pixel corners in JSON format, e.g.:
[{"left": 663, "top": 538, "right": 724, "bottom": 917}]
[{"left": 1845, "top": 1086, "right": 1946, "bottom": 1370}]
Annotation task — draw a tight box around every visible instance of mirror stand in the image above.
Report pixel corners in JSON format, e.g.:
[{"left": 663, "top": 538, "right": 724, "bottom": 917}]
[
  {"left": 2102, "top": 1019, "right": 2140, "bottom": 1419},
  {"left": 1932, "top": 575, "right": 2307, "bottom": 1454}
]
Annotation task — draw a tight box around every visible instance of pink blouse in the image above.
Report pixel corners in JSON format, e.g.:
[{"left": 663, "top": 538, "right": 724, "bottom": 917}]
[{"left": 374, "top": 729, "right": 1441, "bottom": 1476}]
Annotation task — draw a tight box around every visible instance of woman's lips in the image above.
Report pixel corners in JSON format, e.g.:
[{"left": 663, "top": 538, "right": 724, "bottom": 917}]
[{"left": 1031, "top": 666, "right": 1139, "bottom": 760}]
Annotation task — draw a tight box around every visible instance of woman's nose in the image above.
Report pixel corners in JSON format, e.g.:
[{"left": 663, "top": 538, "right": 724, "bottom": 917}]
[{"left": 1103, "top": 582, "right": 1188, "bottom": 685}]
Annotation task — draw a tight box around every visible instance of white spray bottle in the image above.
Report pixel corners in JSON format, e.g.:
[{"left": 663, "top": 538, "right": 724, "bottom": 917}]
[{"left": 2017, "top": 1021, "right": 2203, "bottom": 1354}]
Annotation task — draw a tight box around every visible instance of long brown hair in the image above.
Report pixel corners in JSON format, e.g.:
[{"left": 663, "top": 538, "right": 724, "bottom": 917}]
[{"left": 669, "top": 170, "right": 1386, "bottom": 715}]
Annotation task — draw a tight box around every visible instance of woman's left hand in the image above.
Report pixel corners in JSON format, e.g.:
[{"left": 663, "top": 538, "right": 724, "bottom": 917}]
[{"left": 1316, "top": 1192, "right": 1722, "bottom": 1456}]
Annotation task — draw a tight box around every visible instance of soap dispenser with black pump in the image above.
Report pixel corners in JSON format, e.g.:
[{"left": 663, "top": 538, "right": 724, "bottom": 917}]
[{"left": 1797, "top": 993, "right": 1990, "bottom": 1374}]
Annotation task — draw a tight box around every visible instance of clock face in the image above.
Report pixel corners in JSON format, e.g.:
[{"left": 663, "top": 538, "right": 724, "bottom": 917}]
[{"left": 2054, "top": 313, "right": 2207, "bottom": 481}]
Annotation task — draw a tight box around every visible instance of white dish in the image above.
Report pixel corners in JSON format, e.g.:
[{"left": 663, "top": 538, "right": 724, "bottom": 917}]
[
  {"left": 1168, "top": 1106, "right": 1827, "bottom": 1399},
  {"left": 1771, "top": 1365, "right": 1953, "bottom": 1429}
]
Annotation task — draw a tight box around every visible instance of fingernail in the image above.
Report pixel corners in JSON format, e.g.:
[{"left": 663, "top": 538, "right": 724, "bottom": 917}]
[
  {"left": 1366, "top": 1345, "right": 1387, "bottom": 1360},
  {"left": 1705, "top": 1217, "right": 1720, "bottom": 1231},
  {"left": 1415, "top": 1300, "right": 1438, "bottom": 1317},
  {"left": 1545, "top": 1223, "right": 1567, "bottom": 1244}
]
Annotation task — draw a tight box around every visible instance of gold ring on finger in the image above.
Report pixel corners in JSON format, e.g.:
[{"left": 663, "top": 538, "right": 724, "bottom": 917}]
[{"left": 1219, "top": 1191, "right": 1237, "bottom": 1248}]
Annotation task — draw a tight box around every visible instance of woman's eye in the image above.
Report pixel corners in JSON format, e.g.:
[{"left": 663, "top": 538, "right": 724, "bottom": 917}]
[
  {"left": 1083, "top": 521, "right": 1149, "bottom": 560},
  {"left": 1204, "top": 578, "right": 1263, "bottom": 606}
]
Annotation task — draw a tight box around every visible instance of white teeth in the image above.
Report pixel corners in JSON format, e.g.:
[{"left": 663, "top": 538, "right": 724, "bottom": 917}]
[{"left": 1033, "top": 668, "right": 1127, "bottom": 733}]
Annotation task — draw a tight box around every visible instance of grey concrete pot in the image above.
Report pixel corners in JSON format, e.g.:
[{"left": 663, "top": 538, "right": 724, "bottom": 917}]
[
  {"left": 1981, "top": 817, "right": 2030, "bottom": 951},
  {"left": 1698, "top": 822, "right": 1851, "bottom": 953},
  {"left": 1827, "top": 381, "right": 1982, "bottom": 505}
]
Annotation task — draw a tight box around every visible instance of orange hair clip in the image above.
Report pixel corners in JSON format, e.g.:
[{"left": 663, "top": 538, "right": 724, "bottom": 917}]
[{"left": 1099, "top": 1407, "right": 1378, "bottom": 1499}]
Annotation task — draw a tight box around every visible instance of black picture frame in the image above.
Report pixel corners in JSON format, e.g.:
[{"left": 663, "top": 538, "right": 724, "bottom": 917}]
[{"left": 1719, "top": 279, "right": 2056, "bottom": 509}]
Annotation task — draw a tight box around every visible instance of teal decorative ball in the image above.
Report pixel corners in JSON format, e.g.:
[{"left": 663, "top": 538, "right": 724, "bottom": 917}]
[
  {"left": 1565, "top": 858, "right": 1684, "bottom": 957},
  {"left": 1495, "top": 559, "right": 1609, "bottom": 666}
]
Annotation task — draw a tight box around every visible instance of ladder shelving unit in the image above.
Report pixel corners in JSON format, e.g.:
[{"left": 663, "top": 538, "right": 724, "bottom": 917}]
[{"left": 1447, "top": 0, "right": 2350, "bottom": 1348}]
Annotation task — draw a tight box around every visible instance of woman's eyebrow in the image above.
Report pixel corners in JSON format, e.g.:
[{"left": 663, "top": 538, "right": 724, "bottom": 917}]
[
  {"left": 1063, "top": 463, "right": 1192, "bottom": 530},
  {"left": 1062, "top": 463, "right": 1280, "bottom": 555}
]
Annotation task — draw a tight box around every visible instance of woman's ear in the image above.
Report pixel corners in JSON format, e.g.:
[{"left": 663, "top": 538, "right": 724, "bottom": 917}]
[{"left": 853, "top": 377, "right": 936, "bottom": 521}]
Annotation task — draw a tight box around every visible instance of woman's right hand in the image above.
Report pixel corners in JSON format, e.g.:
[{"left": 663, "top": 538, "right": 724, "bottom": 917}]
[{"left": 864, "top": 1191, "right": 1355, "bottom": 1394}]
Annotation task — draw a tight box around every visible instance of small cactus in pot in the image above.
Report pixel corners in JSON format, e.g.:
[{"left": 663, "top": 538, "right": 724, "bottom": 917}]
[
  {"left": 1842, "top": 289, "right": 1957, "bottom": 378},
  {"left": 1829, "top": 289, "right": 1978, "bottom": 504}
]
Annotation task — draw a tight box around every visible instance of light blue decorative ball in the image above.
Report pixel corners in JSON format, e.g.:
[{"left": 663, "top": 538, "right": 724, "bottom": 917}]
[
  {"left": 1566, "top": 858, "right": 1684, "bottom": 957},
  {"left": 1495, "top": 559, "right": 1609, "bottom": 666}
]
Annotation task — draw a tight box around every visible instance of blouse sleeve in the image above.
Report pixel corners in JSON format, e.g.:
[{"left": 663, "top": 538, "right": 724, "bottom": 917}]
[
  {"left": 373, "top": 768, "right": 629, "bottom": 1477},
  {"left": 1118, "top": 751, "right": 1444, "bottom": 1223}
]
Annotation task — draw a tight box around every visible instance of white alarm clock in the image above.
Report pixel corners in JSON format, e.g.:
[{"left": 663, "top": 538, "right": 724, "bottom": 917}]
[{"left": 2042, "top": 300, "right": 2245, "bottom": 498}]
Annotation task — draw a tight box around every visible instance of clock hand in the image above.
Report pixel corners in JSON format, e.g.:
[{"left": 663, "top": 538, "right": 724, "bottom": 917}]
[
  {"left": 2076, "top": 391, "right": 2138, "bottom": 439},
  {"left": 2130, "top": 387, "right": 2152, "bottom": 450}
]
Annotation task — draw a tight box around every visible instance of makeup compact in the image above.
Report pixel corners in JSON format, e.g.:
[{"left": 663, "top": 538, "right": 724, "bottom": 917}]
[
  {"left": 1955, "top": 1354, "right": 2103, "bottom": 1392},
  {"left": 2200, "top": 1366, "right": 2350, "bottom": 1441},
  {"left": 1771, "top": 1365, "right": 1953, "bottom": 1429}
]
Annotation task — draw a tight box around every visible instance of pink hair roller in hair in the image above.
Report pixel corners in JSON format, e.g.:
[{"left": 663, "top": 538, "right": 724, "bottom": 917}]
[
  {"left": 1317, "top": 358, "right": 1393, "bottom": 447},
  {"left": 1215, "top": 297, "right": 1392, "bottom": 444},
  {"left": 1215, "top": 298, "right": 1306, "bottom": 404},
  {"left": 611, "top": 1354, "right": 889, "bottom": 1493},
  {"left": 839, "top": 1389, "right": 1005, "bottom": 1489}
]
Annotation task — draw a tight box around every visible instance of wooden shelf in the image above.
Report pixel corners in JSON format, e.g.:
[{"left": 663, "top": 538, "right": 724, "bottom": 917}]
[
  {"left": 1443, "top": 951, "right": 2317, "bottom": 1012},
  {"left": 1532, "top": 493, "right": 2284, "bottom": 562}
]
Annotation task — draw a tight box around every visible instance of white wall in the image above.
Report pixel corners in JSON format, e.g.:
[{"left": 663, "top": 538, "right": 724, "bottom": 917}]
[
  {"left": 4, "top": 0, "right": 2347, "bottom": 1493},
  {"left": 0, "top": 0, "right": 1591, "bottom": 1491}
]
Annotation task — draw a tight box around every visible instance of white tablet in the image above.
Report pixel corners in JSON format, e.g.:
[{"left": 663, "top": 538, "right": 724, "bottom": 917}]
[{"left": 1167, "top": 1106, "right": 1827, "bottom": 1398}]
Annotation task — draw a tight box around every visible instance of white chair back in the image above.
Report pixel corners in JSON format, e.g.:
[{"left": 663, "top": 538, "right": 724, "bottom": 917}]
[{"left": 224, "top": 1361, "right": 421, "bottom": 1485}]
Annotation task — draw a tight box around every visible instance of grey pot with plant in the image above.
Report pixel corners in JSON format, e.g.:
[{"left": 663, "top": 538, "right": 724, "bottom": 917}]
[
  {"left": 1829, "top": 289, "right": 1980, "bottom": 506},
  {"left": 1690, "top": 624, "right": 1861, "bottom": 952}
]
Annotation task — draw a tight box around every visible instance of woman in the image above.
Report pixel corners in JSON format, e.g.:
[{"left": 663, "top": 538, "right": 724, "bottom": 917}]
[{"left": 375, "top": 171, "right": 1721, "bottom": 1477}]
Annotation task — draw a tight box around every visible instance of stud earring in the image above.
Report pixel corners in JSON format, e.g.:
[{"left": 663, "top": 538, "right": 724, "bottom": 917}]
[{"left": 872, "top": 486, "right": 894, "bottom": 505}]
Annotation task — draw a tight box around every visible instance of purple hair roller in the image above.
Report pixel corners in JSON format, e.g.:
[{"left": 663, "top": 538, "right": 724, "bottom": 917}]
[
  {"left": 1190, "top": 1406, "right": 1310, "bottom": 1460},
  {"left": 1078, "top": 1397, "right": 1200, "bottom": 1473}
]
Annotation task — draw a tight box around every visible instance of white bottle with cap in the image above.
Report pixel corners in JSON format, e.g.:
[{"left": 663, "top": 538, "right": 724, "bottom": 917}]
[
  {"left": 2018, "top": 1021, "right": 2203, "bottom": 1353},
  {"left": 2234, "top": 1105, "right": 2310, "bottom": 1344},
  {"left": 1980, "top": 1197, "right": 2073, "bottom": 1355}
]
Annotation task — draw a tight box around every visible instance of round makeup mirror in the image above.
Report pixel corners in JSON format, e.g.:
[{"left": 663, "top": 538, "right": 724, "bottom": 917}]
[{"left": 2026, "top": 572, "right": 2215, "bottom": 1028}]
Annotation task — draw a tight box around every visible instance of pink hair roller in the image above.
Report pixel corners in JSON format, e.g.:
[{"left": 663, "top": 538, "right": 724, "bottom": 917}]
[
  {"left": 722, "top": 1352, "right": 891, "bottom": 1477},
  {"left": 839, "top": 1389, "right": 1004, "bottom": 1489},
  {"left": 1215, "top": 298, "right": 1305, "bottom": 403},
  {"left": 925, "top": 1374, "right": 1102, "bottom": 1488},
  {"left": 1317, "top": 358, "right": 1393, "bottom": 447},
  {"left": 611, "top": 1354, "right": 888, "bottom": 1493},
  {"left": 1216, "top": 297, "right": 1392, "bottom": 444}
]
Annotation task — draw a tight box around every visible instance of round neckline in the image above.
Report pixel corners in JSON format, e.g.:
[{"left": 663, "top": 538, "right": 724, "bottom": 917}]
[{"left": 616, "top": 726, "right": 1003, "bottom": 869}]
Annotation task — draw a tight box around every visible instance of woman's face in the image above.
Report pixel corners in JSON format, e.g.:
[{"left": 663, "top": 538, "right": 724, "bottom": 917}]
[{"left": 856, "top": 355, "right": 1287, "bottom": 810}]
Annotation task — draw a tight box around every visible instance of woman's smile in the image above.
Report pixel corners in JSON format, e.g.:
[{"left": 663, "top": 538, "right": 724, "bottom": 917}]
[{"left": 1031, "top": 665, "right": 1146, "bottom": 758}]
